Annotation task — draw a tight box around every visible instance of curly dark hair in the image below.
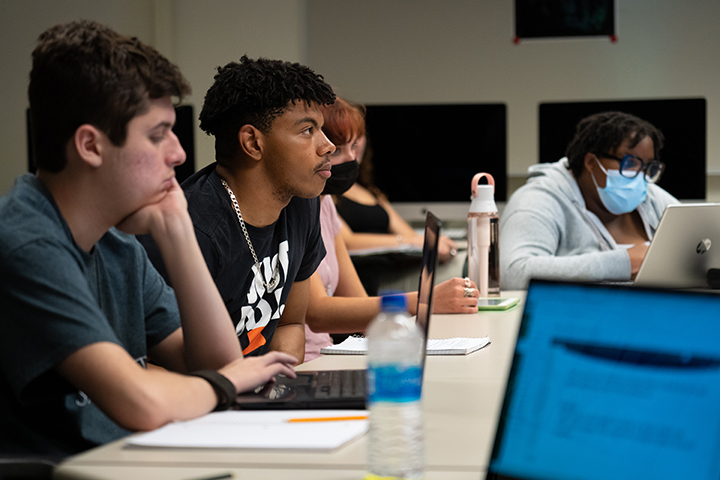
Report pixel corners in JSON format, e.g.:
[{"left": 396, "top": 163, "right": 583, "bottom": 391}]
[
  {"left": 199, "top": 55, "right": 336, "bottom": 163},
  {"left": 29, "top": 20, "right": 191, "bottom": 173},
  {"left": 565, "top": 111, "right": 665, "bottom": 177}
]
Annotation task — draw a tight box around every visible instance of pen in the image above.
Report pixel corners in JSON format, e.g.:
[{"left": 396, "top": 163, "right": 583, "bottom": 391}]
[
  {"left": 185, "top": 473, "right": 234, "bottom": 480},
  {"left": 287, "top": 415, "right": 369, "bottom": 423}
]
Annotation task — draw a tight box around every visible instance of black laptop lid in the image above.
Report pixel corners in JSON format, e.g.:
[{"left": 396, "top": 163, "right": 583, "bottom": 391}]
[
  {"left": 487, "top": 280, "right": 720, "bottom": 480},
  {"left": 415, "top": 212, "right": 441, "bottom": 360}
]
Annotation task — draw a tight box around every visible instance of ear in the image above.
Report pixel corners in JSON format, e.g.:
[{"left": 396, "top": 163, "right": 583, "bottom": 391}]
[
  {"left": 583, "top": 152, "right": 597, "bottom": 173},
  {"left": 72, "top": 124, "right": 105, "bottom": 168},
  {"left": 238, "top": 124, "right": 264, "bottom": 161}
]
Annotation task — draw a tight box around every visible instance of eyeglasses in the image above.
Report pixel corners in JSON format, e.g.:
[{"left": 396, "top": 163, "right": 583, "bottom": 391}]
[{"left": 598, "top": 153, "right": 665, "bottom": 183}]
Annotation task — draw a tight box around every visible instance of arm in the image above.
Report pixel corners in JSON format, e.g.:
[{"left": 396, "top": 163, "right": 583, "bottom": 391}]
[
  {"left": 117, "top": 178, "right": 240, "bottom": 371},
  {"left": 378, "top": 196, "right": 457, "bottom": 263},
  {"left": 269, "top": 278, "right": 310, "bottom": 364},
  {"left": 54, "top": 178, "right": 297, "bottom": 429},
  {"left": 627, "top": 242, "right": 649, "bottom": 278},
  {"left": 305, "top": 233, "right": 381, "bottom": 333},
  {"left": 500, "top": 205, "right": 631, "bottom": 290},
  {"left": 305, "top": 231, "right": 477, "bottom": 333},
  {"left": 338, "top": 203, "right": 457, "bottom": 263},
  {"left": 57, "top": 342, "right": 296, "bottom": 431},
  {"left": 405, "top": 277, "right": 479, "bottom": 315}
]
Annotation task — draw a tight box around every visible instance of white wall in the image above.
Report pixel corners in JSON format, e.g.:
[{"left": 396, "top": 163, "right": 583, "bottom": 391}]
[
  {"left": 305, "top": 0, "right": 720, "bottom": 195},
  {"left": 172, "top": 0, "right": 307, "bottom": 172}
]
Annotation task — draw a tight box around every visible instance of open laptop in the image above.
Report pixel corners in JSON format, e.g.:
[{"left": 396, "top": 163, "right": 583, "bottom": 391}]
[
  {"left": 233, "top": 211, "right": 441, "bottom": 410},
  {"left": 486, "top": 279, "right": 720, "bottom": 480},
  {"left": 634, "top": 203, "right": 720, "bottom": 288}
]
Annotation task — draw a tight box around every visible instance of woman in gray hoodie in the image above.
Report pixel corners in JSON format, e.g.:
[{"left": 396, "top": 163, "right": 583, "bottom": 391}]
[{"left": 500, "top": 112, "right": 679, "bottom": 289}]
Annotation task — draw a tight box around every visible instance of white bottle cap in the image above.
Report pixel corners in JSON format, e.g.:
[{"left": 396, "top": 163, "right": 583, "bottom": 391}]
[{"left": 469, "top": 173, "right": 497, "bottom": 213}]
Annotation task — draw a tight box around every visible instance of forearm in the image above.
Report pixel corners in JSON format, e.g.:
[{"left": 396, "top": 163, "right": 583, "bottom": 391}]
[
  {"left": 502, "top": 249, "right": 631, "bottom": 289},
  {"left": 268, "top": 323, "right": 306, "bottom": 364},
  {"left": 151, "top": 211, "right": 241, "bottom": 370},
  {"left": 342, "top": 231, "right": 422, "bottom": 251},
  {"left": 123, "top": 367, "right": 219, "bottom": 430},
  {"left": 306, "top": 296, "right": 381, "bottom": 333},
  {"left": 500, "top": 207, "right": 630, "bottom": 289},
  {"left": 58, "top": 342, "right": 218, "bottom": 432},
  {"left": 405, "top": 292, "right": 419, "bottom": 315}
]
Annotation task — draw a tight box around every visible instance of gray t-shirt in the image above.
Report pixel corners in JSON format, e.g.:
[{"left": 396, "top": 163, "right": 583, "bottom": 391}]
[{"left": 0, "top": 174, "right": 181, "bottom": 457}]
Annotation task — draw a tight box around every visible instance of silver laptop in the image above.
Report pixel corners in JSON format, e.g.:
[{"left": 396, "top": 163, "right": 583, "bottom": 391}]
[
  {"left": 634, "top": 203, "right": 720, "bottom": 288},
  {"left": 486, "top": 279, "right": 720, "bottom": 480}
]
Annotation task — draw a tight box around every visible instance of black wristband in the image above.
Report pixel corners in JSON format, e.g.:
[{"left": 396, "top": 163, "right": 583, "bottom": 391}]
[{"left": 189, "top": 370, "right": 237, "bottom": 411}]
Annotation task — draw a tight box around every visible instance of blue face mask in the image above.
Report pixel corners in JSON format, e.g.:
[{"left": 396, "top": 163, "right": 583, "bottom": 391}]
[{"left": 590, "top": 157, "right": 647, "bottom": 215}]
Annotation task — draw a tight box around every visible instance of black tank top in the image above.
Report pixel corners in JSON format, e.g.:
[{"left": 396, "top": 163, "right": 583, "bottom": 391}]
[{"left": 336, "top": 196, "right": 391, "bottom": 233}]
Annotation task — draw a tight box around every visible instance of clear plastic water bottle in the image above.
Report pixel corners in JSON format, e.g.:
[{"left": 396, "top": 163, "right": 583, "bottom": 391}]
[
  {"left": 366, "top": 295, "right": 425, "bottom": 479},
  {"left": 468, "top": 172, "right": 500, "bottom": 297}
]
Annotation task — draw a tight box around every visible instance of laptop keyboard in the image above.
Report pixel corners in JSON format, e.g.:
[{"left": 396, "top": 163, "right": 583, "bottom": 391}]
[{"left": 314, "top": 370, "right": 366, "bottom": 399}]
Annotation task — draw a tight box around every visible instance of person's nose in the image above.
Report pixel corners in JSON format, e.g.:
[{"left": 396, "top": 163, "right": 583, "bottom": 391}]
[
  {"left": 319, "top": 130, "right": 335, "bottom": 157},
  {"left": 167, "top": 131, "right": 186, "bottom": 168}
]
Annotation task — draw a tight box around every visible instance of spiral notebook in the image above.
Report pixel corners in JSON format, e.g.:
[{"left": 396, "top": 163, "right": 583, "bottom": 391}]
[{"left": 320, "top": 336, "right": 490, "bottom": 355}]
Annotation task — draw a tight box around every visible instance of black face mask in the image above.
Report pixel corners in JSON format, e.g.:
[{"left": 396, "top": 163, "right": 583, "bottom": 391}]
[{"left": 321, "top": 160, "right": 359, "bottom": 195}]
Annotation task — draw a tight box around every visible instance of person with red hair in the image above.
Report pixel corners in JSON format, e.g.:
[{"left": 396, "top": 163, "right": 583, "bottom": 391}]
[
  {"left": 329, "top": 103, "right": 458, "bottom": 265},
  {"left": 303, "top": 98, "right": 477, "bottom": 361}
]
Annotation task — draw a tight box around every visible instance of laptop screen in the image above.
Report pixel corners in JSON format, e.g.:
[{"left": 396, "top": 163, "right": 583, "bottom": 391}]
[
  {"left": 415, "top": 212, "right": 440, "bottom": 359},
  {"left": 487, "top": 280, "right": 720, "bottom": 480}
]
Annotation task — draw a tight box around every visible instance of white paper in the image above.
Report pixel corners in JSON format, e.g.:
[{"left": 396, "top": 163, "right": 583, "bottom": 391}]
[
  {"left": 321, "top": 336, "right": 490, "bottom": 355},
  {"left": 126, "top": 409, "right": 368, "bottom": 451}
]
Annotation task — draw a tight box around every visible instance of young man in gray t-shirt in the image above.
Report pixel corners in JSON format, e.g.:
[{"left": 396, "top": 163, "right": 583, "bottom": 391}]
[{"left": 0, "top": 20, "right": 296, "bottom": 458}]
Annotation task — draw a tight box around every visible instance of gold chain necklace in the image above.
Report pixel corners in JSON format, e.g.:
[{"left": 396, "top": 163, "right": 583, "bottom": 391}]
[{"left": 221, "top": 179, "right": 280, "bottom": 290}]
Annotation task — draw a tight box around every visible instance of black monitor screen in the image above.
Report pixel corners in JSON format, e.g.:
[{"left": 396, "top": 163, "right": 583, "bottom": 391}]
[
  {"left": 539, "top": 98, "right": 707, "bottom": 200},
  {"left": 515, "top": 0, "right": 615, "bottom": 39},
  {"left": 365, "top": 103, "right": 507, "bottom": 202}
]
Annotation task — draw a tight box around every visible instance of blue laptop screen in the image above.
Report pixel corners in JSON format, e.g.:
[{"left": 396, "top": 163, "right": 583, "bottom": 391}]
[{"left": 487, "top": 281, "right": 720, "bottom": 480}]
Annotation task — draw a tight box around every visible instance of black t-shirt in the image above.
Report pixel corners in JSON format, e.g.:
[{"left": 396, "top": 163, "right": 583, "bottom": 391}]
[{"left": 140, "top": 164, "right": 325, "bottom": 356}]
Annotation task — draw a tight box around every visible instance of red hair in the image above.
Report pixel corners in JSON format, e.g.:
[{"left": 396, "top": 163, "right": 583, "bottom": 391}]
[{"left": 321, "top": 97, "right": 365, "bottom": 145}]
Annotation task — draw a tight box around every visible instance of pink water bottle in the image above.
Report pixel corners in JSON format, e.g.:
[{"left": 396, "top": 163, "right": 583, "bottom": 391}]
[{"left": 467, "top": 173, "right": 500, "bottom": 297}]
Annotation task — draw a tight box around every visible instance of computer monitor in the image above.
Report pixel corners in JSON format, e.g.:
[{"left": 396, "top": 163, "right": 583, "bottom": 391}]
[
  {"left": 539, "top": 98, "right": 707, "bottom": 200},
  {"left": 364, "top": 103, "right": 507, "bottom": 221}
]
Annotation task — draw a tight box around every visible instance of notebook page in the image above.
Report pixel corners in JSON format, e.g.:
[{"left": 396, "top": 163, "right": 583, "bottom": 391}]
[{"left": 125, "top": 410, "right": 368, "bottom": 451}]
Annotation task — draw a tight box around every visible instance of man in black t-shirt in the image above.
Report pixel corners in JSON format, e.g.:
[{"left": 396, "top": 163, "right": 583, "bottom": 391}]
[{"left": 141, "top": 56, "right": 336, "bottom": 363}]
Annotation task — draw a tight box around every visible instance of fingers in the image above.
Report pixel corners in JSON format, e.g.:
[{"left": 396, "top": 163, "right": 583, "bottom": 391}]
[
  {"left": 268, "top": 362, "right": 296, "bottom": 380},
  {"left": 261, "top": 351, "right": 298, "bottom": 378},
  {"left": 441, "top": 236, "right": 458, "bottom": 250},
  {"left": 221, "top": 352, "right": 299, "bottom": 394},
  {"left": 262, "top": 351, "right": 298, "bottom": 365}
]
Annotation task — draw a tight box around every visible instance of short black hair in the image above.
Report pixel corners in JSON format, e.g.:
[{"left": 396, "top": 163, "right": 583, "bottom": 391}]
[
  {"left": 565, "top": 111, "right": 665, "bottom": 177},
  {"left": 29, "top": 20, "right": 190, "bottom": 172},
  {"left": 199, "top": 55, "right": 336, "bottom": 162}
]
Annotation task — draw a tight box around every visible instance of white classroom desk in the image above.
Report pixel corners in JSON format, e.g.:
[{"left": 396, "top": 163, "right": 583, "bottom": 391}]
[{"left": 54, "top": 292, "right": 525, "bottom": 480}]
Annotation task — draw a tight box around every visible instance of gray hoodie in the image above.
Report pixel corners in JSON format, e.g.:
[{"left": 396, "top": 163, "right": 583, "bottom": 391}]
[{"left": 500, "top": 158, "right": 679, "bottom": 290}]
